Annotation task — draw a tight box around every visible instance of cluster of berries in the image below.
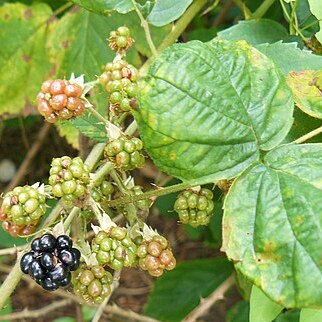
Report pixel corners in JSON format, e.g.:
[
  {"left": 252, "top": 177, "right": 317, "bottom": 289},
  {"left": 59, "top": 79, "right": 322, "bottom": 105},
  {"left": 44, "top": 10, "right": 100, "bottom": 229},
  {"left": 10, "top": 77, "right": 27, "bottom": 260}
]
[
  {"left": 99, "top": 60, "right": 139, "bottom": 114},
  {"left": 92, "top": 227, "right": 137, "bottom": 270},
  {"left": 37, "top": 79, "right": 85, "bottom": 123},
  {"left": 49, "top": 156, "right": 90, "bottom": 202},
  {"left": 137, "top": 234, "right": 176, "bottom": 277},
  {"left": 105, "top": 136, "right": 145, "bottom": 171},
  {"left": 174, "top": 188, "right": 214, "bottom": 227},
  {"left": 20, "top": 234, "right": 80, "bottom": 291},
  {"left": 0, "top": 185, "right": 47, "bottom": 237},
  {"left": 108, "top": 26, "right": 133, "bottom": 52},
  {"left": 72, "top": 264, "right": 113, "bottom": 304}
]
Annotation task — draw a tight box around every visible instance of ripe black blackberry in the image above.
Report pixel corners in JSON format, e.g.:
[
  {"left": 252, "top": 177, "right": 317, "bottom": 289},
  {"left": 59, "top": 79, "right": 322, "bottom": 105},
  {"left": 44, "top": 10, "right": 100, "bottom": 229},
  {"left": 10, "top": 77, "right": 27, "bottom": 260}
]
[{"left": 20, "top": 233, "right": 81, "bottom": 291}]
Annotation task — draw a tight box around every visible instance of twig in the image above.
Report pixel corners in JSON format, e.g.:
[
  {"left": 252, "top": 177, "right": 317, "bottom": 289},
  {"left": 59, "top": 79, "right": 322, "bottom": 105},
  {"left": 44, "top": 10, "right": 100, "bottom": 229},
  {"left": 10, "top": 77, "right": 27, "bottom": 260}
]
[
  {"left": 213, "top": 0, "right": 234, "bottom": 28},
  {"left": 140, "top": 0, "right": 208, "bottom": 75},
  {"left": 292, "top": 125, "right": 322, "bottom": 144},
  {"left": 182, "top": 275, "right": 235, "bottom": 322},
  {"left": 131, "top": 0, "right": 157, "bottom": 57},
  {"left": 107, "top": 182, "right": 191, "bottom": 208},
  {"left": 0, "top": 245, "right": 25, "bottom": 256},
  {"left": 5, "top": 123, "right": 51, "bottom": 193},
  {"left": 91, "top": 269, "right": 122, "bottom": 322},
  {"left": 0, "top": 299, "right": 72, "bottom": 321}
]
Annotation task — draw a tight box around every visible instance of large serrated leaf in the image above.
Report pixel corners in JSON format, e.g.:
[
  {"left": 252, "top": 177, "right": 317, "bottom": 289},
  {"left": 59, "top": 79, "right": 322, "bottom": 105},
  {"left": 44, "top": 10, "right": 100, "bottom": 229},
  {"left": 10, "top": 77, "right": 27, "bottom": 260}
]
[
  {"left": 0, "top": 3, "right": 54, "bottom": 115},
  {"left": 147, "top": 0, "right": 193, "bottom": 27},
  {"left": 222, "top": 144, "right": 322, "bottom": 308},
  {"left": 286, "top": 70, "right": 322, "bottom": 119},
  {"left": 136, "top": 39, "right": 293, "bottom": 184},
  {"left": 144, "top": 258, "right": 233, "bottom": 322},
  {"left": 300, "top": 308, "right": 322, "bottom": 322},
  {"left": 69, "top": 0, "right": 134, "bottom": 15}
]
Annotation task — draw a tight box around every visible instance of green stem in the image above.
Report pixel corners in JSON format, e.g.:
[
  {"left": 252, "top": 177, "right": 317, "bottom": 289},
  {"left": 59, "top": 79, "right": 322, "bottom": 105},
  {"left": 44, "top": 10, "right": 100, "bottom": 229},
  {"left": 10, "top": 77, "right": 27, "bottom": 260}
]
[
  {"left": 87, "top": 106, "right": 110, "bottom": 126},
  {"left": 293, "top": 125, "right": 322, "bottom": 144},
  {"left": 63, "top": 207, "right": 81, "bottom": 231},
  {"left": 233, "top": 0, "right": 253, "bottom": 19},
  {"left": 131, "top": 0, "right": 157, "bottom": 57},
  {"left": 107, "top": 182, "right": 192, "bottom": 208},
  {"left": 252, "top": 0, "right": 275, "bottom": 19},
  {"left": 0, "top": 142, "right": 106, "bottom": 309},
  {"left": 89, "top": 162, "right": 114, "bottom": 188},
  {"left": 140, "top": 0, "right": 208, "bottom": 75},
  {"left": 124, "top": 120, "right": 137, "bottom": 136}
]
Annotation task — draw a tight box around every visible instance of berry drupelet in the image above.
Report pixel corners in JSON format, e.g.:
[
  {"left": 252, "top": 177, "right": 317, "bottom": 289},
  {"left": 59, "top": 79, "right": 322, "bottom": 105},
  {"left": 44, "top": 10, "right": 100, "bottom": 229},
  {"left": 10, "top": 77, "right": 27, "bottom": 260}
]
[{"left": 20, "top": 234, "right": 80, "bottom": 291}]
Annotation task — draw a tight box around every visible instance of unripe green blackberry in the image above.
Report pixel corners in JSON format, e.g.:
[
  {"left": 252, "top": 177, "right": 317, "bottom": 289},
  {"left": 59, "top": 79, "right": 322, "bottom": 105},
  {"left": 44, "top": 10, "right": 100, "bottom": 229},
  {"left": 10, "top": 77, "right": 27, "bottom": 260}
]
[
  {"left": 0, "top": 185, "right": 47, "bottom": 228},
  {"left": 137, "top": 234, "right": 176, "bottom": 277},
  {"left": 48, "top": 156, "right": 90, "bottom": 202},
  {"left": 174, "top": 188, "right": 214, "bottom": 227},
  {"left": 104, "top": 137, "right": 145, "bottom": 171},
  {"left": 91, "top": 180, "right": 114, "bottom": 203},
  {"left": 37, "top": 79, "right": 85, "bottom": 123},
  {"left": 99, "top": 60, "right": 139, "bottom": 114},
  {"left": 92, "top": 227, "right": 137, "bottom": 270},
  {"left": 108, "top": 26, "right": 133, "bottom": 52},
  {"left": 72, "top": 264, "right": 113, "bottom": 304}
]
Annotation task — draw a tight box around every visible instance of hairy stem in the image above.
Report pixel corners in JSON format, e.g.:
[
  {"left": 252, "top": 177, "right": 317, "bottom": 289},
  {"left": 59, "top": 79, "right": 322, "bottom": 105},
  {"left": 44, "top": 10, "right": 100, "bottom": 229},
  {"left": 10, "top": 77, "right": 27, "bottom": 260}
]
[
  {"left": 131, "top": 0, "right": 157, "bottom": 57},
  {"left": 140, "top": 0, "right": 208, "bottom": 75},
  {"left": 107, "top": 182, "right": 191, "bottom": 208}
]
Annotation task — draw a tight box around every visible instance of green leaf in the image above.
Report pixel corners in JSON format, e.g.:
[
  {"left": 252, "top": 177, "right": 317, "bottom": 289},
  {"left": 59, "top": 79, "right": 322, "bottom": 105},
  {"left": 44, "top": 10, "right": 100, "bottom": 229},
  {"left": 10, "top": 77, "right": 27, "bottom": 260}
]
[
  {"left": 256, "top": 42, "right": 322, "bottom": 75},
  {"left": 144, "top": 258, "right": 233, "bottom": 322},
  {"left": 82, "top": 306, "right": 97, "bottom": 321},
  {"left": 250, "top": 286, "right": 283, "bottom": 322},
  {"left": 68, "top": 0, "right": 134, "bottom": 15},
  {"left": 308, "top": 0, "right": 322, "bottom": 44},
  {"left": 136, "top": 39, "right": 293, "bottom": 184},
  {"left": 222, "top": 144, "right": 322, "bottom": 308},
  {"left": 69, "top": 110, "right": 107, "bottom": 143},
  {"left": 0, "top": 2, "right": 54, "bottom": 115},
  {"left": 147, "top": 0, "right": 193, "bottom": 27},
  {"left": 218, "top": 19, "right": 291, "bottom": 45},
  {"left": 300, "top": 309, "right": 322, "bottom": 322},
  {"left": 53, "top": 318, "right": 76, "bottom": 322},
  {"left": 286, "top": 70, "right": 322, "bottom": 119},
  {"left": 226, "top": 301, "right": 249, "bottom": 322},
  {"left": 48, "top": 8, "right": 141, "bottom": 80}
]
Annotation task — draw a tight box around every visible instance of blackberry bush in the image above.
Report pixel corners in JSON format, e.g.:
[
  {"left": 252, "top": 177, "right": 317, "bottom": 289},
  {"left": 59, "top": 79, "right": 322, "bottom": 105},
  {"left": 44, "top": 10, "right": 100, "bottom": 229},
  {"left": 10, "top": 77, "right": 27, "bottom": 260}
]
[
  {"left": 48, "top": 156, "right": 90, "bottom": 202},
  {"left": 174, "top": 188, "right": 214, "bottom": 227}
]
